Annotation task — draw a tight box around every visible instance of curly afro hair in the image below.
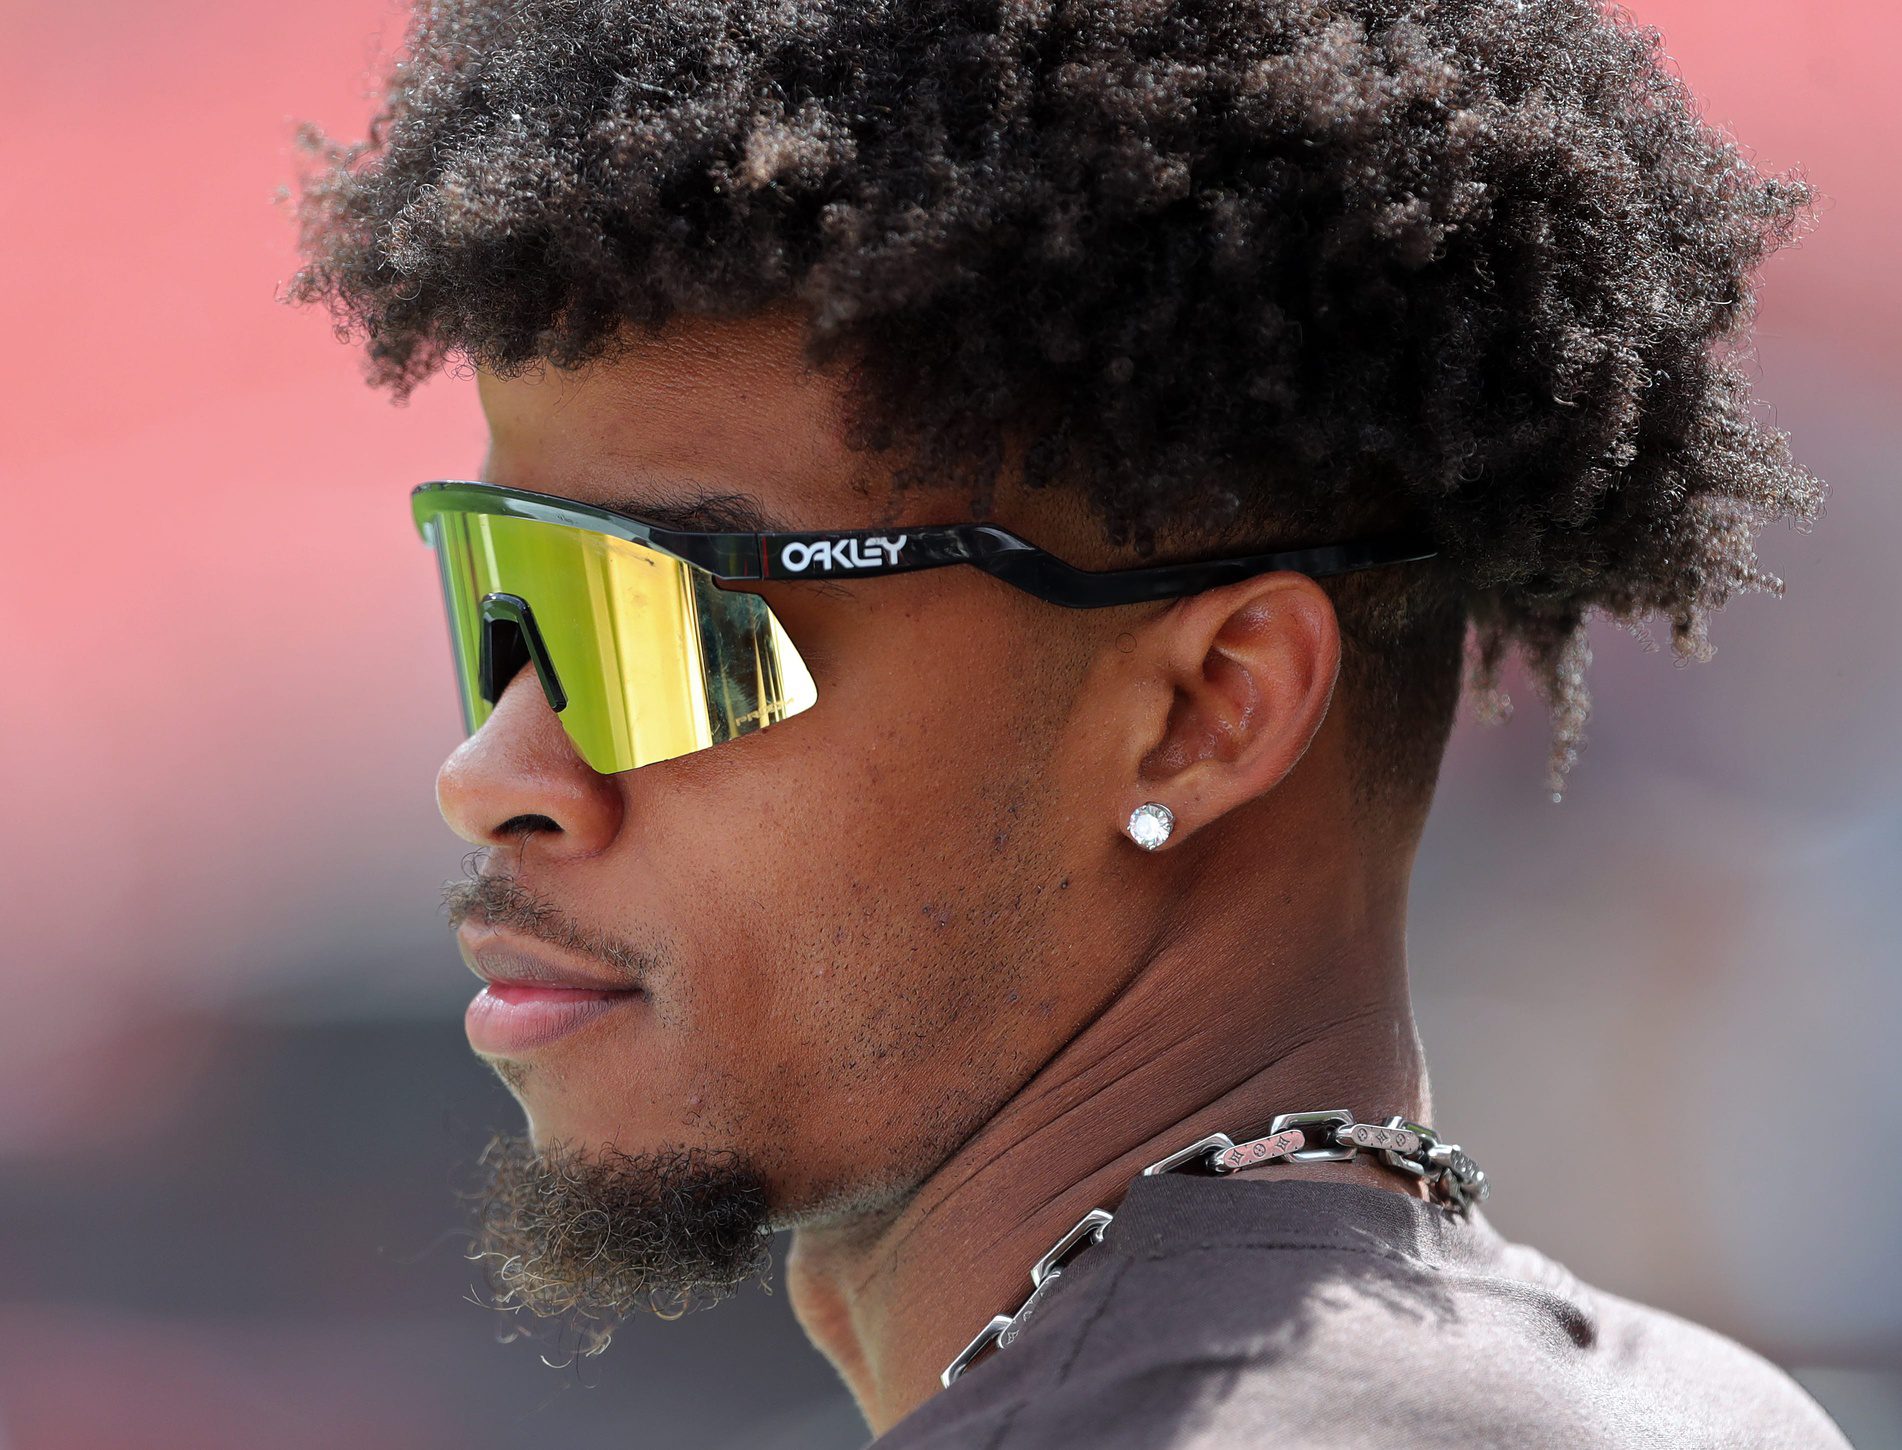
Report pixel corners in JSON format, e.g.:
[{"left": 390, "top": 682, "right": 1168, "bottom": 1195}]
[{"left": 284, "top": 0, "right": 1822, "bottom": 816}]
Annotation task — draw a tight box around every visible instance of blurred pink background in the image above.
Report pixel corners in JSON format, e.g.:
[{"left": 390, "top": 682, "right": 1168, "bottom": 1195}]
[{"left": 1, "top": 1, "right": 1896, "bottom": 1444}]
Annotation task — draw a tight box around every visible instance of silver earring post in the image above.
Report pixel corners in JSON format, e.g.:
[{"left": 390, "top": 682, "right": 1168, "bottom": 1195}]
[{"left": 1126, "top": 802, "right": 1175, "bottom": 851}]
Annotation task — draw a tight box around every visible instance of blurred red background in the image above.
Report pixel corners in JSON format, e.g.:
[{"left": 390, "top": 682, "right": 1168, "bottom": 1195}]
[{"left": 2, "top": 1, "right": 1896, "bottom": 1444}]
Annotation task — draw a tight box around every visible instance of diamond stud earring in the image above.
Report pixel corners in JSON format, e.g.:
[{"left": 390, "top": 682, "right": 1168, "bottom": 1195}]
[{"left": 1126, "top": 802, "right": 1175, "bottom": 851}]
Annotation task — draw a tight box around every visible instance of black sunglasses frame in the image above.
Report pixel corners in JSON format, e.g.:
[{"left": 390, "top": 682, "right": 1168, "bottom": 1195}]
[{"left": 411, "top": 480, "right": 1440, "bottom": 608}]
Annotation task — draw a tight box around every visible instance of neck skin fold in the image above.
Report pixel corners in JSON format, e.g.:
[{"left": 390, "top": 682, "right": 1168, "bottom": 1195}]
[{"left": 783, "top": 821, "right": 1428, "bottom": 1435}]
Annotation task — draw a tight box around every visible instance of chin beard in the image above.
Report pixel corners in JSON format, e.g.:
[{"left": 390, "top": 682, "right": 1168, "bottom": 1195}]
[{"left": 463, "top": 1131, "right": 774, "bottom": 1360}]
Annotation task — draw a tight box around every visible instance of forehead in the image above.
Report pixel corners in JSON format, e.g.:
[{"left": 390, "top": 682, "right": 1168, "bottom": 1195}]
[
  {"left": 476, "top": 307, "right": 901, "bottom": 530},
  {"left": 474, "top": 305, "right": 1117, "bottom": 563}
]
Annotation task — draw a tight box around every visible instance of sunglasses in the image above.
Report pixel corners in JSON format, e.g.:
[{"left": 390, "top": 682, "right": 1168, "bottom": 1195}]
[{"left": 411, "top": 480, "right": 1439, "bottom": 775}]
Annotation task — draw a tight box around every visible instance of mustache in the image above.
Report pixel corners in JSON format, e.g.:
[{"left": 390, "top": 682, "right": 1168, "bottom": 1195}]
[{"left": 442, "top": 850, "right": 652, "bottom": 983}]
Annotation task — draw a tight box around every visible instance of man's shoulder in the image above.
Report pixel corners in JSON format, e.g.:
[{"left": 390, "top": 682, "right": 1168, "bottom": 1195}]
[{"left": 872, "top": 1178, "right": 1850, "bottom": 1449}]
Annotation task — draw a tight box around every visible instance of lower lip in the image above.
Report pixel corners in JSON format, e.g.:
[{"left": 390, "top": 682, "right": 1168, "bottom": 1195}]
[{"left": 465, "top": 982, "right": 642, "bottom": 1057}]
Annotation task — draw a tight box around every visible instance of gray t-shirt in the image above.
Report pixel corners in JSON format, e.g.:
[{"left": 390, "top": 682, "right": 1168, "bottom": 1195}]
[{"left": 868, "top": 1173, "right": 1849, "bottom": 1448}]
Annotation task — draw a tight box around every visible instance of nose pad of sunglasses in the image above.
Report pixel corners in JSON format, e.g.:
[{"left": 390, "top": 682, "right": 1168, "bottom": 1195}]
[{"left": 477, "top": 592, "right": 569, "bottom": 715}]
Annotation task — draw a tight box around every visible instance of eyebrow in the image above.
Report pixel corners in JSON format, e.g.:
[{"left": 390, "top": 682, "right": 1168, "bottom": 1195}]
[{"left": 596, "top": 488, "right": 790, "bottom": 535}]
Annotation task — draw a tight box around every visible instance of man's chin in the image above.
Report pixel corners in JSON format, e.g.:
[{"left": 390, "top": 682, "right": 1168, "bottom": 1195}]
[
  {"left": 477, "top": 1051, "right": 534, "bottom": 1097},
  {"left": 463, "top": 1130, "right": 774, "bottom": 1356},
  {"left": 474, "top": 1055, "right": 682, "bottom": 1156}
]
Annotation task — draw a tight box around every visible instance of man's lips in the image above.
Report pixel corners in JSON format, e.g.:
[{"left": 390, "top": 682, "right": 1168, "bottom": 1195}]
[
  {"left": 479, "top": 980, "right": 628, "bottom": 1005},
  {"left": 457, "top": 926, "right": 643, "bottom": 1057}
]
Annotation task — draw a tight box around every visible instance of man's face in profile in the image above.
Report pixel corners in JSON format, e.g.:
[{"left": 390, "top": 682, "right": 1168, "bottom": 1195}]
[{"left": 438, "top": 306, "right": 1138, "bottom": 1326}]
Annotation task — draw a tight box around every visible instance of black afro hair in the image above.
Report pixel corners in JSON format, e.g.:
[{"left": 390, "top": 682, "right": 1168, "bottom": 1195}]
[{"left": 285, "top": 0, "right": 1823, "bottom": 813}]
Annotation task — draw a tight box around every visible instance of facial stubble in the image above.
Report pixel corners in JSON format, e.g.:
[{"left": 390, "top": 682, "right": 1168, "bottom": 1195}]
[{"left": 448, "top": 865, "right": 774, "bottom": 1352}]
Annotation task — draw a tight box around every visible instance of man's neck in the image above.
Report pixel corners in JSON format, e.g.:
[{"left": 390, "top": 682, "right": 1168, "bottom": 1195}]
[{"left": 783, "top": 898, "right": 1426, "bottom": 1435}]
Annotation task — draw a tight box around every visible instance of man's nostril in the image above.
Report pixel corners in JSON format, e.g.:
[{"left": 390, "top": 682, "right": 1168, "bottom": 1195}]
[{"left": 497, "top": 814, "right": 562, "bottom": 836}]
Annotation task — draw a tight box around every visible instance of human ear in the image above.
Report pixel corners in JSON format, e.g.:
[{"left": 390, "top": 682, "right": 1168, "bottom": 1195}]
[{"left": 1115, "top": 573, "right": 1341, "bottom": 849}]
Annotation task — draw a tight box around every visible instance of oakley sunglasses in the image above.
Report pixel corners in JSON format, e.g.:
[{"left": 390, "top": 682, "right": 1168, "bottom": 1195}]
[{"left": 411, "top": 480, "right": 1439, "bottom": 775}]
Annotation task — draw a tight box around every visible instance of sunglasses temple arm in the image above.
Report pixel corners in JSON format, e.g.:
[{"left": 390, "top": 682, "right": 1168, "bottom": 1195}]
[
  {"left": 730, "top": 523, "right": 1438, "bottom": 607},
  {"left": 978, "top": 530, "right": 1441, "bottom": 607}
]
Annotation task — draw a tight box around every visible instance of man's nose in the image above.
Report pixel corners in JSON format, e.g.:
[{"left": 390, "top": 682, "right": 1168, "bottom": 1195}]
[{"left": 435, "top": 662, "right": 623, "bottom": 855}]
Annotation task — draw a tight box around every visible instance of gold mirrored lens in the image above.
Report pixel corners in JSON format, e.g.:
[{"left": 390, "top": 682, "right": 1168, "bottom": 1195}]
[{"left": 422, "top": 509, "right": 816, "bottom": 773}]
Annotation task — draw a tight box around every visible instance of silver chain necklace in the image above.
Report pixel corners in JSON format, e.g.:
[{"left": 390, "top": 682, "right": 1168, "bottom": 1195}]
[{"left": 940, "top": 1108, "right": 1489, "bottom": 1387}]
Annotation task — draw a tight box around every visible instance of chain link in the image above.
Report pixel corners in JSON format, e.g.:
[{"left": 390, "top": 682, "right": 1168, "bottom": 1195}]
[{"left": 940, "top": 1108, "right": 1488, "bottom": 1387}]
